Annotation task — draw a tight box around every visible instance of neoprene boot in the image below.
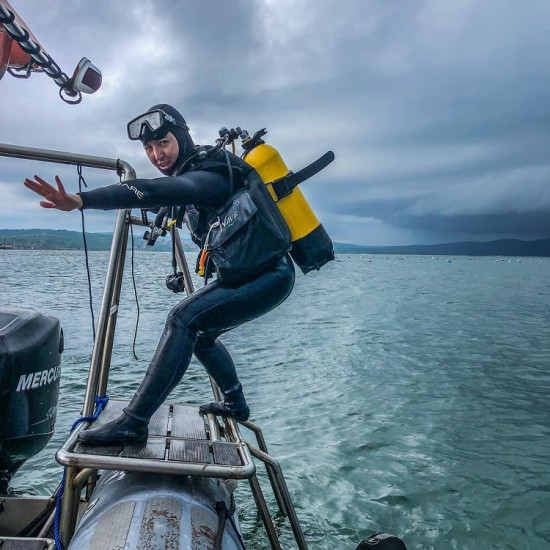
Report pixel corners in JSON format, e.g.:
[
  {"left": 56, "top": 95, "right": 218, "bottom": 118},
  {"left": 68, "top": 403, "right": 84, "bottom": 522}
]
[
  {"left": 78, "top": 324, "right": 196, "bottom": 446},
  {"left": 199, "top": 383, "right": 250, "bottom": 422},
  {"left": 78, "top": 413, "right": 148, "bottom": 445}
]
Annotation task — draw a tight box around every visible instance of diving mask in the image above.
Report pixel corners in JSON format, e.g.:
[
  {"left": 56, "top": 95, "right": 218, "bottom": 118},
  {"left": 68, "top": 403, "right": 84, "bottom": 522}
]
[{"left": 127, "top": 109, "right": 188, "bottom": 141}]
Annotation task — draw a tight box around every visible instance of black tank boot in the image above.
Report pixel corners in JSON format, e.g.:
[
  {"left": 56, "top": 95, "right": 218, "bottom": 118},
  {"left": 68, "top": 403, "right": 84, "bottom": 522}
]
[
  {"left": 199, "top": 383, "right": 250, "bottom": 422},
  {"left": 78, "top": 324, "right": 196, "bottom": 446},
  {"left": 78, "top": 413, "right": 148, "bottom": 445}
]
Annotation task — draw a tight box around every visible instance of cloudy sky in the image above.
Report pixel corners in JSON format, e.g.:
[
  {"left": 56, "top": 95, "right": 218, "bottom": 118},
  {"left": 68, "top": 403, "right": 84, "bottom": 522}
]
[{"left": 1, "top": 0, "right": 549, "bottom": 245}]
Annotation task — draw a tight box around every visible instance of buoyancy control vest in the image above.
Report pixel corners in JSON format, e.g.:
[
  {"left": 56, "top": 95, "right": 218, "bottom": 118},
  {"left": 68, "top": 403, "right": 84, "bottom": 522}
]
[{"left": 182, "top": 149, "right": 292, "bottom": 286}]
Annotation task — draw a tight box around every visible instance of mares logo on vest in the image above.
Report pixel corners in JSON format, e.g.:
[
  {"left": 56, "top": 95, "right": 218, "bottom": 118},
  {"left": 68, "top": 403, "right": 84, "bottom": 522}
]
[
  {"left": 118, "top": 181, "right": 144, "bottom": 200},
  {"left": 221, "top": 199, "right": 240, "bottom": 229}
]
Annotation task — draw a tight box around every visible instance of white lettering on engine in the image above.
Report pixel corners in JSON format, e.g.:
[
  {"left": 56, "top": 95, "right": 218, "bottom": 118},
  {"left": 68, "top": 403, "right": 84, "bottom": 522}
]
[
  {"left": 16, "top": 365, "right": 61, "bottom": 392},
  {"left": 16, "top": 373, "right": 34, "bottom": 392}
]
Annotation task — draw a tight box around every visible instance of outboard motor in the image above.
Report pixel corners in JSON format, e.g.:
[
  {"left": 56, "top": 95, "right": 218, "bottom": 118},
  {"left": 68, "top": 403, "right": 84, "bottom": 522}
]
[{"left": 0, "top": 307, "right": 63, "bottom": 494}]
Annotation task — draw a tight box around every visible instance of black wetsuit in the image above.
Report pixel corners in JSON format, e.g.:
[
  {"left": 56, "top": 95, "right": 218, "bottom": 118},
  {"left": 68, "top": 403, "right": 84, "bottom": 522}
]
[{"left": 78, "top": 159, "right": 295, "bottom": 423}]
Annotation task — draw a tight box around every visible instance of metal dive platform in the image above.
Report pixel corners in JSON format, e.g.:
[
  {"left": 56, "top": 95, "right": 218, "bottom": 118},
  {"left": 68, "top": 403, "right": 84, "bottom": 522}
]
[
  {"left": 0, "top": 143, "right": 309, "bottom": 550},
  {"left": 58, "top": 399, "right": 254, "bottom": 478},
  {"left": 0, "top": 538, "right": 55, "bottom": 550}
]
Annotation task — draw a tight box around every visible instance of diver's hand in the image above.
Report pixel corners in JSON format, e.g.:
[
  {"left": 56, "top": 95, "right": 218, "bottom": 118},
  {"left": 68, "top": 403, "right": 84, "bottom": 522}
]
[{"left": 23, "top": 175, "right": 83, "bottom": 211}]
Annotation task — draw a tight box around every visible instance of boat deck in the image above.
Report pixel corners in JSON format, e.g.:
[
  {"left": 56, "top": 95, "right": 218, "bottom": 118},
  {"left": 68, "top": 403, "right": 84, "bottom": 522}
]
[{"left": 56, "top": 399, "right": 255, "bottom": 479}]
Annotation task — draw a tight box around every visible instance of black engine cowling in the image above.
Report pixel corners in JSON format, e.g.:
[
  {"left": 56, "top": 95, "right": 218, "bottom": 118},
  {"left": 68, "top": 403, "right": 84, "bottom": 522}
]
[{"left": 0, "top": 307, "right": 63, "bottom": 493}]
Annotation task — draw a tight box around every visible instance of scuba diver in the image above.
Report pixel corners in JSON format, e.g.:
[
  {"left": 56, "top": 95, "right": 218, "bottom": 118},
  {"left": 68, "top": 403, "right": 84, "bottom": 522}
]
[{"left": 23, "top": 104, "right": 295, "bottom": 445}]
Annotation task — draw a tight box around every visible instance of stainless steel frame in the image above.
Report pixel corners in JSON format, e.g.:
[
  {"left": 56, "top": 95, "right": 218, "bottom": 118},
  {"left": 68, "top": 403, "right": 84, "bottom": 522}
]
[{"left": 57, "top": 423, "right": 256, "bottom": 479}]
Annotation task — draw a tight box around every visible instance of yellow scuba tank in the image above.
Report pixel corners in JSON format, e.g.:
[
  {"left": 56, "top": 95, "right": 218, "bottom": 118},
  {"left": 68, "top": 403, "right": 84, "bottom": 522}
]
[{"left": 241, "top": 129, "right": 335, "bottom": 274}]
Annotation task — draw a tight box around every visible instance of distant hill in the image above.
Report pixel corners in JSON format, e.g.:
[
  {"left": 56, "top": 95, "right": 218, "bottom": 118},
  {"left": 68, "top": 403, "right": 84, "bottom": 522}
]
[
  {"left": 1, "top": 229, "right": 549, "bottom": 257},
  {"left": 0, "top": 228, "right": 198, "bottom": 252},
  {"left": 333, "top": 238, "right": 550, "bottom": 257}
]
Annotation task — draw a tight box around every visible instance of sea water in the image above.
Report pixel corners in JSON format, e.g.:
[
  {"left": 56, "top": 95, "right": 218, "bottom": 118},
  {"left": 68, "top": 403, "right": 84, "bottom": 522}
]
[{"left": 0, "top": 249, "right": 549, "bottom": 549}]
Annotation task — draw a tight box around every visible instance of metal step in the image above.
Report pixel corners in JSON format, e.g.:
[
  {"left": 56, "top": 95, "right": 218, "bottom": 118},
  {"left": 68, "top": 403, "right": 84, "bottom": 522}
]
[
  {"left": 56, "top": 399, "right": 255, "bottom": 479},
  {"left": 0, "top": 538, "right": 55, "bottom": 550}
]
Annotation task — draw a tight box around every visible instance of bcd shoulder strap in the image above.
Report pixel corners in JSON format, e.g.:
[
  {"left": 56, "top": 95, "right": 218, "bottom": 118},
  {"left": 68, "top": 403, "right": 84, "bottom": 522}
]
[{"left": 270, "top": 150, "right": 335, "bottom": 200}]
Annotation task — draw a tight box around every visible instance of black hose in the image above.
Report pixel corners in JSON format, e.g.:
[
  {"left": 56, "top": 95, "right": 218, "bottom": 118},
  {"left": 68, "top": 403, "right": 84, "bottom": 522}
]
[
  {"left": 77, "top": 165, "right": 96, "bottom": 341},
  {"left": 128, "top": 215, "right": 140, "bottom": 361}
]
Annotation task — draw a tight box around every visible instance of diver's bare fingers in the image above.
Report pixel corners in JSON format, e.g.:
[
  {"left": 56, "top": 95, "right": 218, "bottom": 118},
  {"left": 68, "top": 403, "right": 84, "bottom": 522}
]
[
  {"left": 23, "top": 177, "right": 39, "bottom": 189},
  {"left": 24, "top": 178, "right": 50, "bottom": 198},
  {"left": 40, "top": 201, "right": 57, "bottom": 209},
  {"left": 33, "top": 175, "right": 59, "bottom": 194},
  {"left": 54, "top": 175, "right": 67, "bottom": 195}
]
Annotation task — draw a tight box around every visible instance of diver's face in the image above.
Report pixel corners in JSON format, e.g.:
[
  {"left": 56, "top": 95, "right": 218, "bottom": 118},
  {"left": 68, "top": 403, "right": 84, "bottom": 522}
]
[{"left": 143, "top": 131, "right": 179, "bottom": 172}]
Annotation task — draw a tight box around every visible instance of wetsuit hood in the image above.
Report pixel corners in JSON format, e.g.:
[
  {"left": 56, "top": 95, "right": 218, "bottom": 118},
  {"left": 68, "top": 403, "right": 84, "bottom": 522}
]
[{"left": 142, "top": 104, "right": 196, "bottom": 175}]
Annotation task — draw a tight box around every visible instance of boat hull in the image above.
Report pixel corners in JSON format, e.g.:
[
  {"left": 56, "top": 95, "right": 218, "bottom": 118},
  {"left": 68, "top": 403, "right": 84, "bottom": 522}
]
[{"left": 68, "top": 470, "right": 244, "bottom": 550}]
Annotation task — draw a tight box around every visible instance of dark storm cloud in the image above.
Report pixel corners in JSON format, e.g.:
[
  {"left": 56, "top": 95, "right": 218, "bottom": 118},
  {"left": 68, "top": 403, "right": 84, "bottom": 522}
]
[
  {"left": 2, "top": 0, "right": 550, "bottom": 245},
  {"left": 326, "top": 194, "right": 550, "bottom": 241}
]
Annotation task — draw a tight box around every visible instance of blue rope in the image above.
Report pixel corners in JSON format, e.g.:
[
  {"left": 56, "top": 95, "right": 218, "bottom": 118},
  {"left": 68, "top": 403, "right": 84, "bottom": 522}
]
[{"left": 53, "top": 395, "right": 109, "bottom": 550}]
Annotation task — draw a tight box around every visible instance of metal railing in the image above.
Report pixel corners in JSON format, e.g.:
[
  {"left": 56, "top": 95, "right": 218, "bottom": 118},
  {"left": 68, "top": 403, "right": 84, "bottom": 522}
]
[{"left": 0, "top": 143, "right": 136, "bottom": 417}]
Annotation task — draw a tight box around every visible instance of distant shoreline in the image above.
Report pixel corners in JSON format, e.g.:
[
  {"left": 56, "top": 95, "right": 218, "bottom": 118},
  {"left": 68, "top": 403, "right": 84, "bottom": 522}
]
[
  {"left": 333, "top": 238, "right": 550, "bottom": 257},
  {"left": 1, "top": 229, "right": 549, "bottom": 257}
]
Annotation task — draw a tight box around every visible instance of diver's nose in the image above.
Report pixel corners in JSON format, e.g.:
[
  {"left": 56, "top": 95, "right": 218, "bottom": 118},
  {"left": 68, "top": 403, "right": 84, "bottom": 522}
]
[{"left": 152, "top": 144, "right": 163, "bottom": 163}]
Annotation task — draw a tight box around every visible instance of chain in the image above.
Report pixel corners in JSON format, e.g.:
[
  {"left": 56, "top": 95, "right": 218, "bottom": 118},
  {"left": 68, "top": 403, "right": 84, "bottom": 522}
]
[{"left": 0, "top": 3, "right": 81, "bottom": 103}]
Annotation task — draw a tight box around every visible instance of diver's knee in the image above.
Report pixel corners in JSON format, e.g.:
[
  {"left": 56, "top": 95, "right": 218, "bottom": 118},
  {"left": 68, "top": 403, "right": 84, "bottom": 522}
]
[{"left": 165, "top": 304, "right": 195, "bottom": 334}]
